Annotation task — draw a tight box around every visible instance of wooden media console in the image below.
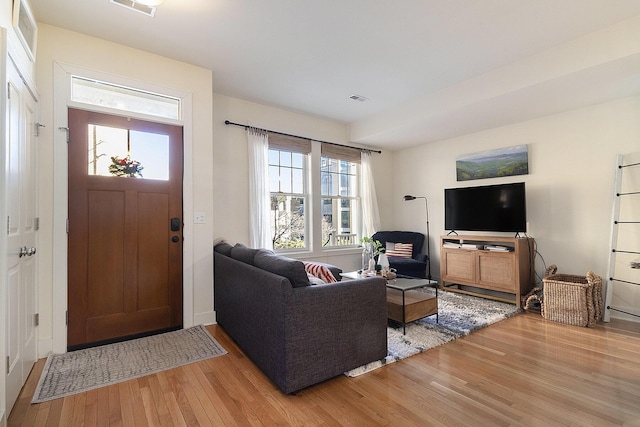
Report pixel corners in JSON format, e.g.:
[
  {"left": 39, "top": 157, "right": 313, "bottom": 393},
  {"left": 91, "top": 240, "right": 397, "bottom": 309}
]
[{"left": 440, "top": 235, "right": 535, "bottom": 307}]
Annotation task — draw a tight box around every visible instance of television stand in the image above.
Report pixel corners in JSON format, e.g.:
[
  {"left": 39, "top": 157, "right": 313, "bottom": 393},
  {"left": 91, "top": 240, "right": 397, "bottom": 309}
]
[{"left": 440, "top": 235, "right": 535, "bottom": 307}]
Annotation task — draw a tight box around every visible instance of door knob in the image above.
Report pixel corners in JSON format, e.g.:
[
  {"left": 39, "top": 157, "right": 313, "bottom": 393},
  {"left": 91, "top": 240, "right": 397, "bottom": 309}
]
[
  {"left": 27, "top": 247, "right": 37, "bottom": 256},
  {"left": 19, "top": 246, "right": 28, "bottom": 257}
]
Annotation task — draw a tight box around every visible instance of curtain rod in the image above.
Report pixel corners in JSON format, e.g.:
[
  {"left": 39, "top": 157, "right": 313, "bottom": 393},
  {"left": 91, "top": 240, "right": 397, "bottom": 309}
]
[{"left": 224, "top": 120, "right": 382, "bottom": 154}]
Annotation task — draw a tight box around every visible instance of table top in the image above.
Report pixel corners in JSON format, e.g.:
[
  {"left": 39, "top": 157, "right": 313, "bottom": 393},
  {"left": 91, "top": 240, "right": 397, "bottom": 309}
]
[
  {"left": 386, "top": 278, "right": 438, "bottom": 292},
  {"left": 341, "top": 271, "right": 438, "bottom": 291}
]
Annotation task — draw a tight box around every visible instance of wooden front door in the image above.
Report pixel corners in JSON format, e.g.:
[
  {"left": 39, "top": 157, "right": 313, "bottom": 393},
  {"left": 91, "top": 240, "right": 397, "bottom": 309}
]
[{"left": 67, "top": 108, "right": 183, "bottom": 349}]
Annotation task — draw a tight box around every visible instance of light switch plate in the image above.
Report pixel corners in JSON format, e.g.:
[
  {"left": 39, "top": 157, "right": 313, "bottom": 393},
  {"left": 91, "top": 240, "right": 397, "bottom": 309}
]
[{"left": 194, "top": 211, "right": 206, "bottom": 224}]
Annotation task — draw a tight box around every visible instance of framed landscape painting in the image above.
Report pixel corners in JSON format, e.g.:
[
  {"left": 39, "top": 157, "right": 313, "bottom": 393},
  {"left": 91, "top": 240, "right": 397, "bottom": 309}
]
[{"left": 456, "top": 144, "right": 529, "bottom": 181}]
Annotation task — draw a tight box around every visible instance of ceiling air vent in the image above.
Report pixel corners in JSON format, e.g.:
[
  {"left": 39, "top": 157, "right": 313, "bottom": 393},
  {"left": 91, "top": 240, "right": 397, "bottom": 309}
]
[
  {"left": 110, "top": 0, "right": 157, "bottom": 17},
  {"left": 349, "top": 94, "right": 369, "bottom": 102}
]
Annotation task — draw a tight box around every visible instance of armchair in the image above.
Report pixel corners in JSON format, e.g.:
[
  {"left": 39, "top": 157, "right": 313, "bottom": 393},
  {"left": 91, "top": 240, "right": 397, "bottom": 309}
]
[{"left": 372, "top": 231, "right": 428, "bottom": 278}]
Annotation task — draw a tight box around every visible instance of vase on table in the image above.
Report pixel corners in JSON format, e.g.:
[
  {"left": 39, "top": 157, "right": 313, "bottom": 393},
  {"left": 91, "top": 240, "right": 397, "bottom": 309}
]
[
  {"left": 362, "top": 243, "right": 374, "bottom": 272},
  {"left": 378, "top": 252, "right": 390, "bottom": 277}
]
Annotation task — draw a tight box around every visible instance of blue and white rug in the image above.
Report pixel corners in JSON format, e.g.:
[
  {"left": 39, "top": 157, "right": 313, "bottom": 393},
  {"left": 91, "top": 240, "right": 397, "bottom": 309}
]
[{"left": 345, "top": 291, "right": 521, "bottom": 377}]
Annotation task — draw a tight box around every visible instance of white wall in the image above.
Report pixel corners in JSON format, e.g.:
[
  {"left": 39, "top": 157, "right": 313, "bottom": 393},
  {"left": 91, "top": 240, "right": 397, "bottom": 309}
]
[
  {"left": 384, "top": 96, "right": 640, "bottom": 321},
  {"left": 35, "top": 24, "right": 214, "bottom": 354}
]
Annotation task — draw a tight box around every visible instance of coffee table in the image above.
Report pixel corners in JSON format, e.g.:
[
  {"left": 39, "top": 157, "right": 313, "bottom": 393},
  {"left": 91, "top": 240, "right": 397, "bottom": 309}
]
[{"left": 386, "top": 278, "right": 439, "bottom": 334}]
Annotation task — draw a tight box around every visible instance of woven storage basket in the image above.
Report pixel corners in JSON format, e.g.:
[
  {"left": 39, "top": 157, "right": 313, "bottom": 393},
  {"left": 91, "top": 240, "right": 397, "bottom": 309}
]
[{"left": 540, "top": 265, "right": 603, "bottom": 327}]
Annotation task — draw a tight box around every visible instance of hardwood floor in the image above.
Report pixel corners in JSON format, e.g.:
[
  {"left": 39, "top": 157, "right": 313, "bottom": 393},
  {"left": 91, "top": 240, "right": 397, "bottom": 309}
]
[{"left": 8, "top": 312, "right": 640, "bottom": 426}]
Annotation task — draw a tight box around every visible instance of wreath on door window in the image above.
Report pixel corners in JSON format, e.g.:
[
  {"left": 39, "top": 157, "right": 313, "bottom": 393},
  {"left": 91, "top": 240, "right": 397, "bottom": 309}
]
[{"left": 109, "top": 156, "right": 144, "bottom": 177}]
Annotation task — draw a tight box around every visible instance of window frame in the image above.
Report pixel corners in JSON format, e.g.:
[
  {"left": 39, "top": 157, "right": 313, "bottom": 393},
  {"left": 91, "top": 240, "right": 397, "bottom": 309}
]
[
  {"left": 268, "top": 148, "right": 310, "bottom": 252},
  {"left": 267, "top": 137, "right": 362, "bottom": 254},
  {"left": 320, "top": 156, "right": 360, "bottom": 248}
]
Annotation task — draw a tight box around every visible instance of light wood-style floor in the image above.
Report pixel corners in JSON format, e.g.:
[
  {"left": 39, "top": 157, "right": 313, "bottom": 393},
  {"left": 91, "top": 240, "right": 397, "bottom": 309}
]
[{"left": 8, "top": 312, "right": 640, "bottom": 426}]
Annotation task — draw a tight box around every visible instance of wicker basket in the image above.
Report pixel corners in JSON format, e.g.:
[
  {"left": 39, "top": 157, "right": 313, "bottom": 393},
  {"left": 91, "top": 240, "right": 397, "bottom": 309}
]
[{"left": 534, "top": 265, "right": 603, "bottom": 327}]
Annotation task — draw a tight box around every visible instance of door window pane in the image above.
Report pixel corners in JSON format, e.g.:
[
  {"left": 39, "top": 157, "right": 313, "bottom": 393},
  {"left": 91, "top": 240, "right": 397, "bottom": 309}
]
[{"left": 88, "top": 124, "right": 169, "bottom": 180}]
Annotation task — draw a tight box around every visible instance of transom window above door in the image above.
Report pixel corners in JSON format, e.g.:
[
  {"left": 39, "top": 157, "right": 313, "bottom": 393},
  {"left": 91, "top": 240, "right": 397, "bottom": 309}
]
[{"left": 71, "top": 76, "right": 181, "bottom": 120}]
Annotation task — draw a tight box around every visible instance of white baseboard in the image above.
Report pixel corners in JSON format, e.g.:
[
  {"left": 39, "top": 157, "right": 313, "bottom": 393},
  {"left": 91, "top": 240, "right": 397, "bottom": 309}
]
[
  {"left": 609, "top": 306, "right": 640, "bottom": 323},
  {"left": 193, "top": 310, "right": 215, "bottom": 326},
  {"left": 38, "top": 338, "right": 53, "bottom": 359}
]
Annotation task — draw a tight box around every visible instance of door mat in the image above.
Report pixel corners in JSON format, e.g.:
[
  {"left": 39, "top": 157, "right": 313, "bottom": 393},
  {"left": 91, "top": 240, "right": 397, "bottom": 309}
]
[{"left": 32, "top": 325, "right": 226, "bottom": 403}]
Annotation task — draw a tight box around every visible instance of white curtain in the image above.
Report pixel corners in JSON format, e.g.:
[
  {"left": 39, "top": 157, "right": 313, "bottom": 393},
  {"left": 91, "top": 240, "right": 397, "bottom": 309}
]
[
  {"left": 361, "top": 151, "right": 381, "bottom": 238},
  {"left": 247, "top": 128, "right": 273, "bottom": 250}
]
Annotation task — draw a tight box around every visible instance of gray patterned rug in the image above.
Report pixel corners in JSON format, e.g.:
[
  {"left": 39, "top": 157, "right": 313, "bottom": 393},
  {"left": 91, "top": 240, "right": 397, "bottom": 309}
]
[
  {"left": 32, "top": 325, "right": 227, "bottom": 403},
  {"left": 345, "top": 291, "right": 521, "bottom": 377}
]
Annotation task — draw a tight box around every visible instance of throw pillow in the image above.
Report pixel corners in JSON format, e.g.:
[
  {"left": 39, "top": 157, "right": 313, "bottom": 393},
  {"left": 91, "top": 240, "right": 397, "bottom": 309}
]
[
  {"left": 307, "top": 273, "right": 326, "bottom": 285},
  {"left": 303, "top": 262, "right": 337, "bottom": 283},
  {"left": 386, "top": 242, "right": 413, "bottom": 258}
]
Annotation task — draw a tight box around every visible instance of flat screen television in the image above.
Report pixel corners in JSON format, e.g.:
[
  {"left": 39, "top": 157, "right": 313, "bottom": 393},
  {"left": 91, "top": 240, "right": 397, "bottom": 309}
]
[{"left": 444, "top": 182, "right": 526, "bottom": 233}]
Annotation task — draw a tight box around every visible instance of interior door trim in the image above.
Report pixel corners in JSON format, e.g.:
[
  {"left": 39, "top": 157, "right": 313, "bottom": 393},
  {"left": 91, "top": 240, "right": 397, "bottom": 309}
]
[{"left": 49, "top": 62, "right": 198, "bottom": 355}]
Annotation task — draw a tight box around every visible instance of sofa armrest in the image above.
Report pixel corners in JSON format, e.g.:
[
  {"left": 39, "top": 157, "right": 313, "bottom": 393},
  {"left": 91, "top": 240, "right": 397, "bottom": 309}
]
[
  {"left": 415, "top": 253, "right": 428, "bottom": 263},
  {"left": 282, "top": 277, "right": 388, "bottom": 392}
]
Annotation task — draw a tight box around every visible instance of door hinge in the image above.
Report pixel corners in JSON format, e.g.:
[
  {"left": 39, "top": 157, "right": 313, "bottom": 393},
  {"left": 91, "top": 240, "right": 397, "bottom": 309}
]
[
  {"left": 66, "top": 218, "right": 69, "bottom": 233},
  {"left": 6, "top": 216, "right": 9, "bottom": 235},
  {"left": 66, "top": 311, "right": 68, "bottom": 326},
  {"left": 59, "top": 127, "right": 70, "bottom": 144},
  {"left": 6, "top": 356, "right": 9, "bottom": 374},
  {"left": 34, "top": 313, "right": 39, "bottom": 327},
  {"left": 7, "top": 82, "right": 10, "bottom": 99},
  {"left": 35, "top": 217, "right": 40, "bottom": 231}
]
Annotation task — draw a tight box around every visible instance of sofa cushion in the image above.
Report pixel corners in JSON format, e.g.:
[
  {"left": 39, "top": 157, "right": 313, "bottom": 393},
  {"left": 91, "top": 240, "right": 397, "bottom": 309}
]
[
  {"left": 253, "top": 250, "right": 310, "bottom": 288},
  {"left": 214, "top": 242, "right": 233, "bottom": 256},
  {"left": 230, "top": 243, "right": 259, "bottom": 265},
  {"left": 303, "top": 262, "right": 338, "bottom": 283}
]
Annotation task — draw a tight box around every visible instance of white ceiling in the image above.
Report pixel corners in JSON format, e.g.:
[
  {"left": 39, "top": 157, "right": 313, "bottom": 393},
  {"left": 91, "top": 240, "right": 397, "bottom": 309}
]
[{"left": 29, "top": 0, "right": 640, "bottom": 150}]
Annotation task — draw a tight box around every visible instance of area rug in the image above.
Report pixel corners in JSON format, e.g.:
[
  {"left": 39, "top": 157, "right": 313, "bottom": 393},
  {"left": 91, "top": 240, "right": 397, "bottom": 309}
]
[
  {"left": 345, "top": 291, "right": 521, "bottom": 377},
  {"left": 32, "top": 325, "right": 227, "bottom": 403}
]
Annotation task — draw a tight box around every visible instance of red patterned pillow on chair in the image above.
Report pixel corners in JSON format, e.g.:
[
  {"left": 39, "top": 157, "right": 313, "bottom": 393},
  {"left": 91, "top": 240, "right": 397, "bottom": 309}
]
[{"left": 386, "top": 242, "right": 413, "bottom": 258}]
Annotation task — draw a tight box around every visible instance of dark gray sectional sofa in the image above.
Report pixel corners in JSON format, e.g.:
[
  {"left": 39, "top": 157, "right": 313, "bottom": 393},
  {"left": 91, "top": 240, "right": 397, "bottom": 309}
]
[{"left": 214, "top": 242, "right": 388, "bottom": 394}]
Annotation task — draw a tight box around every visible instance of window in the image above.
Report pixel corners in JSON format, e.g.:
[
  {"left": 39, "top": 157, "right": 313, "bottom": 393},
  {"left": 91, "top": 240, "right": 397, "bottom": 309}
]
[
  {"left": 71, "top": 76, "right": 181, "bottom": 120},
  {"left": 269, "top": 149, "right": 308, "bottom": 249},
  {"left": 321, "top": 157, "right": 359, "bottom": 247},
  {"left": 267, "top": 135, "right": 361, "bottom": 252},
  {"left": 87, "top": 124, "right": 170, "bottom": 180}
]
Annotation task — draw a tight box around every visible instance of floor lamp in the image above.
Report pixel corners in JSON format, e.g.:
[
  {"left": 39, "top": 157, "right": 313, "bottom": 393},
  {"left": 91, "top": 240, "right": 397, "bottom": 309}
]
[{"left": 403, "top": 195, "right": 432, "bottom": 280}]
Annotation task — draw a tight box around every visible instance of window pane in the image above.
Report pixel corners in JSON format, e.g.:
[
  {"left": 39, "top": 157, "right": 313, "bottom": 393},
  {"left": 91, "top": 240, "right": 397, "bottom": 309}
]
[
  {"left": 322, "top": 198, "right": 357, "bottom": 247},
  {"left": 292, "top": 169, "right": 303, "bottom": 193},
  {"left": 87, "top": 124, "right": 127, "bottom": 176},
  {"left": 280, "top": 151, "right": 291, "bottom": 167},
  {"left": 281, "top": 168, "right": 292, "bottom": 193},
  {"left": 269, "top": 166, "right": 280, "bottom": 192},
  {"left": 129, "top": 130, "right": 169, "bottom": 180},
  {"left": 321, "top": 157, "right": 357, "bottom": 198},
  {"left": 87, "top": 124, "right": 169, "bottom": 180},
  {"left": 268, "top": 150, "right": 279, "bottom": 165},
  {"left": 271, "top": 195, "right": 306, "bottom": 249},
  {"left": 292, "top": 153, "right": 304, "bottom": 168},
  {"left": 71, "top": 76, "right": 180, "bottom": 120}
]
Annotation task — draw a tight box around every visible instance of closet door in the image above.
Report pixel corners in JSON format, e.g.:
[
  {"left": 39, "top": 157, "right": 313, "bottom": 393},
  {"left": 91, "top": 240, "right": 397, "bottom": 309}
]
[{"left": 4, "top": 56, "right": 38, "bottom": 414}]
